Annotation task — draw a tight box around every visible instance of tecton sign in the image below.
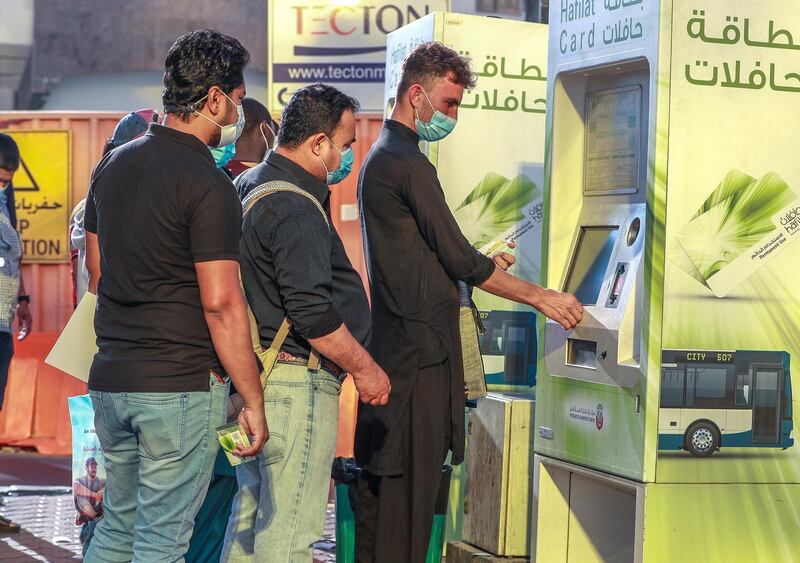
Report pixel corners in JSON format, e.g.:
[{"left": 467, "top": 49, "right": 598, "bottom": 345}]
[{"left": 269, "top": 1, "right": 449, "bottom": 114}]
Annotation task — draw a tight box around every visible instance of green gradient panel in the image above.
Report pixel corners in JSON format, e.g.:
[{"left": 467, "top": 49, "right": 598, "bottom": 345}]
[
  {"left": 657, "top": 0, "right": 800, "bottom": 484},
  {"left": 645, "top": 484, "right": 800, "bottom": 560}
]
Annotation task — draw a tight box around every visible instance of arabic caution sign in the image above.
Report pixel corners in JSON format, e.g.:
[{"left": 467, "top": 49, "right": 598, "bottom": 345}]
[
  {"left": 269, "top": 1, "right": 448, "bottom": 114},
  {"left": 2, "top": 130, "right": 71, "bottom": 263}
]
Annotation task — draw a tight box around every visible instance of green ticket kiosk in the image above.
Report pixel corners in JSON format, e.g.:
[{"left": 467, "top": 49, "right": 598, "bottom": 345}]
[{"left": 532, "top": 1, "right": 800, "bottom": 561}]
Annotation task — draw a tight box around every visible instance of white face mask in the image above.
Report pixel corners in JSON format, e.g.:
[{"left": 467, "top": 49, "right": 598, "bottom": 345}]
[
  {"left": 261, "top": 121, "right": 277, "bottom": 152},
  {"left": 195, "top": 91, "right": 245, "bottom": 148}
]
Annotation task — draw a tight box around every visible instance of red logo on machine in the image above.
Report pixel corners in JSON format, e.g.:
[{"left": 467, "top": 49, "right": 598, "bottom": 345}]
[{"left": 595, "top": 404, "right": 604, "bottom": 430}]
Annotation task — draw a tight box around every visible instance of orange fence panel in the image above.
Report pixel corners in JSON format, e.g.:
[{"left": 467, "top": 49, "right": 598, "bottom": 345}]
[{"left": 0, "top": 333, "right": 86, "bottom": 455}]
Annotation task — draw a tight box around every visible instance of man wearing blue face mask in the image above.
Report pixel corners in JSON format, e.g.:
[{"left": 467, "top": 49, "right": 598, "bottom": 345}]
[
  {"left": 355, "top": 42, "right": 582, "bottom": 563},
  {"left": 222, "top": 83, "right": 390, "bottom": 562}
]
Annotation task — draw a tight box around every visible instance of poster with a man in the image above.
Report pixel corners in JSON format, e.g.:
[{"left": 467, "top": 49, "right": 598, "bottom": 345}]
[
  {"left": 69, "top": 395, "right": 106, "bottom": 526},
  {"left": 73, "top": 456, "right": 105, "bottom": 524}
]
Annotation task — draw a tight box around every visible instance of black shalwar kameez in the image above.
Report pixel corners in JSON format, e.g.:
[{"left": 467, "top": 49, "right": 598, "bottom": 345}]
[{"left": 354, "top": 120, "right": 495, "bottom": 563}]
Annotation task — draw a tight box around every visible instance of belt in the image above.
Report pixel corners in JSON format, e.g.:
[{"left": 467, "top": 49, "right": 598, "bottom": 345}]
[{"left": 277, "top": 351, "right": 347, "bottom": 382}]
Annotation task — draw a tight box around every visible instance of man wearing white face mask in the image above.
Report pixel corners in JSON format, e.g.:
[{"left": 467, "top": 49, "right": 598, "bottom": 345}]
[
  {"left": 222, "top": 83, "right": 390, "bottom": 563},
  {"left": 226, "top": 97, "right": 277, "bottom": 179},
  {"left": 355, "top": 42, "right": 583, "bottom": 562},
  {"left": 83, "top": 29, "right": 267, "bottom": 562}
]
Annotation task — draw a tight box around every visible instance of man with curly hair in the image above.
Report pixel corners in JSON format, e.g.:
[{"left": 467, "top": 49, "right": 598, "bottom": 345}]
[{"left": 82, "top": 30, "right": 267, "bottom": 562}]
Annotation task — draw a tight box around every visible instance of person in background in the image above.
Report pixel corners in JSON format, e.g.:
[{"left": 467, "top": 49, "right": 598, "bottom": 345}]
[
  {"left": 69, "top": 199, "right": 87, "bottom": 309},
  {"left": 208, "top": 98, "right": 276, "bottom": 179},
  {"left": 82, "top": 30, "right": 267, "bottom": 562},
  {"left": 70, "top": 110, "right": 158, "bottom": 308},
  {"left": 228, "top": 97, "right": 277, "bottom": 178},
  {"left": 0, "top": 133, "right": 33, "bottom": 535},
  {"left": 355, "top": 42, "right": 583, "bottom": 562}
]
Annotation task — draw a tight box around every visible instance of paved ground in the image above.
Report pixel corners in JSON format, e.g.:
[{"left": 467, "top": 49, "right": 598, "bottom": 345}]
[{"left": 0, "top": 450, "right": 337, "bottom": 562}]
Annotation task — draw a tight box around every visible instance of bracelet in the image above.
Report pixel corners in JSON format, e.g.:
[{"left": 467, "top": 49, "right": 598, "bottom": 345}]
[{"left": 17, "top": 295, "right": 30, "bottom": 304}]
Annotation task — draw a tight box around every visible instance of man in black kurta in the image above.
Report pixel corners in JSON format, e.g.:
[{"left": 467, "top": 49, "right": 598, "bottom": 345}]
[{"left": 354, "top": 42, "right": 583, "bottom": 563}]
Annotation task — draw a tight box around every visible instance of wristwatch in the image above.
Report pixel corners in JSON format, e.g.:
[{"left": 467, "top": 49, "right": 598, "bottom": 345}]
[{"left": 17, "top": 295, "right": 30, "bottom": 304}]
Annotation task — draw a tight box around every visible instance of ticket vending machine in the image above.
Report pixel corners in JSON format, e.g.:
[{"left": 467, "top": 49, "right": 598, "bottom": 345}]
[
  {"left": 533, "top": 1, "right": 800, "bottom": 562},
  {"left": 544, "top": 71, "right": 649, "bottom": 390}
]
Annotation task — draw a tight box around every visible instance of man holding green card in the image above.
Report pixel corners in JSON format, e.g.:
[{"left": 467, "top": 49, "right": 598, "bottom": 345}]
[{"left": 83, "top": 30, "right": 267, "bottom": 562}]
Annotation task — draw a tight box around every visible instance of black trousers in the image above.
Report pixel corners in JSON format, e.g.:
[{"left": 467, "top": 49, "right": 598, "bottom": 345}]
[
  {"left": 354, "top": 361, "right": 451, "bottom": 563},
  {"left": 0, "top": 331, "right": 14, "bottom": 411}
]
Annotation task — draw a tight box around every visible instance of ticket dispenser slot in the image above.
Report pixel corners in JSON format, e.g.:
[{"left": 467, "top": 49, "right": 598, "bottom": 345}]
[{"left": 567, "top": 338, "right": 598, "bottom": 369}]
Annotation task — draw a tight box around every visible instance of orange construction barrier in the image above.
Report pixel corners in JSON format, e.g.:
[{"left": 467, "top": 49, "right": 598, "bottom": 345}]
[{"left": 0, "top": 333, "right": 87, "bottom": 455}]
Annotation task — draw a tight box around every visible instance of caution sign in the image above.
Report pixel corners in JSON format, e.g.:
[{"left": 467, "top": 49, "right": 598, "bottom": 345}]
[{"left": 1, "top": 130, "right": 71, "bottom": 263}]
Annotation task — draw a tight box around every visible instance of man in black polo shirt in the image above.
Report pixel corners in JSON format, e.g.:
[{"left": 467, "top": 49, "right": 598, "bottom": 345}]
[
  {"left": 83, "top": 30, "right": 267, "bottom": 562},
  {"left": 222, "top": 84, "right": 390, "bottom": 562}
]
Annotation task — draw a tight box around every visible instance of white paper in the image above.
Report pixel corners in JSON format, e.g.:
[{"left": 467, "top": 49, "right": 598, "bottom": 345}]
[{"left": 45, "top": 292, "right": 97, "bottom": 382}]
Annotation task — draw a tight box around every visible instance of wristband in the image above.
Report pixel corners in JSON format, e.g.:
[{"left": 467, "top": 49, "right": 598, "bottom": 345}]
[{"left": 17, "top": 295, "right": 30, "bottom": 304}]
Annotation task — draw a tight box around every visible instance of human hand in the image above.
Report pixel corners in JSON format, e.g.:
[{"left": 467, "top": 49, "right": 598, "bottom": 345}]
[
  {"left": 16, "top": 302, "right": 32, "bottom": 341},
  {"left": 492, "top": 240, "right": 516, "bottom": 271},
  {"left": 535, "top": 289, "right": 583, "bottom": 329},
  {"left": 237, "top": 404, "right": 269, "bottom": 456},
  {"left": 352, "top": 363, "right": 391, "bottom": 406}
]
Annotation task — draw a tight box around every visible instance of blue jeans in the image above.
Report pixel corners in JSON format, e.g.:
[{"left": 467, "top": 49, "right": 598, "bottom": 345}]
[
  {"left": 85, "top": 374, "right": 228, "bottom": 563},
  {"left": 222, "top": 363, "right": 341, "bottom": 562}
]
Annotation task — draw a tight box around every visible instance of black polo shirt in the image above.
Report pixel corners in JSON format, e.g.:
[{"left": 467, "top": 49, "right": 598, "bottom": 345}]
[
  {"left": 236, "top": 151, "right": 371, "bottom": 357},
  {"left": 84, "top": 123, "right": 241, "bottom": 392}
]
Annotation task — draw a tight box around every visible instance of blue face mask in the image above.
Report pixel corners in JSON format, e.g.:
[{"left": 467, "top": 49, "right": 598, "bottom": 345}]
[
  {"left": 414, "top": 88, "right": 457, "bottom": 142},
  {"left": 319, "top": 138, "right": 354, "bottom": 185},
  {"left": 209, "top": 143, "right": 236, "bottom": 169}
]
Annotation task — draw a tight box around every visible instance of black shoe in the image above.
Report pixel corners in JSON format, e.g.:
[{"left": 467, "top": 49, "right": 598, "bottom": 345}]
[{"left": 0, "top": 515, "right": 20, "bottom": 534}]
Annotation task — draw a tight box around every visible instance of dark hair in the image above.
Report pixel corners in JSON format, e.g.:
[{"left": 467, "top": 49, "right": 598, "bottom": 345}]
[
  {"left": 277, "top": 84, "right": 360, "bottom": 150},
  {"left": 102, "top": 139, "right": 116, "bottom": 156},
  {"left": 241, "top": 97, "right": 272, "bottom": 141},
  {"left": 396, "top": 42, "right": 476, "bottom": 98},
  {"left": 0, "top": 133, "right": 20, "bottom": 172},
  {"left": 162, "top": 29, "right": 250, "bottom": 122}
]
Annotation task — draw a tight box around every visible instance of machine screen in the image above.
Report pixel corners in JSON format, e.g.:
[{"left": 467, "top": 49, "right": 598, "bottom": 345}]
[{"left": 565, "top": 227, "right": 619, "bottom": 305}]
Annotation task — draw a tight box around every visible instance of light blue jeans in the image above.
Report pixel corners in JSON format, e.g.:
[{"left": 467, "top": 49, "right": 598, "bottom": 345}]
[
  {"left": 222, "top": 363, "right": 341, "bottom": 562},
  {"left": 85, "top": 373, "right": 227, "bottom": 563}
]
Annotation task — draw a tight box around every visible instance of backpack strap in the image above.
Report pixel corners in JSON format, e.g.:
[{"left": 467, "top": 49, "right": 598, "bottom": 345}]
[{"left": 241, "top": 181, "right": 329, "bottom": 376}]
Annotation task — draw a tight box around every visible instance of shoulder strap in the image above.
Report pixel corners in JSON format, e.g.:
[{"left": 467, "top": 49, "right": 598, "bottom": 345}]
[
  {"left": 242, "top": 180, "right": 326, "bottom": 370},
  {"left": 242, "top": 180, "right": 329, "bottom": 227}
]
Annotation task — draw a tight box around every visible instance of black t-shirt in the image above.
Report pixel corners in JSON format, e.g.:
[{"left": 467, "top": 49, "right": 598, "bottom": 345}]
[{"left": 84, "top": 124, "right": 241, "bottom": 392}]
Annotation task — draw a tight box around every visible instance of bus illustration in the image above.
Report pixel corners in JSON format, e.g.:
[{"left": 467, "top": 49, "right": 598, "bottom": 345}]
[{"left": 658, "top": 350, "right": 793, "bottom": 457}]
